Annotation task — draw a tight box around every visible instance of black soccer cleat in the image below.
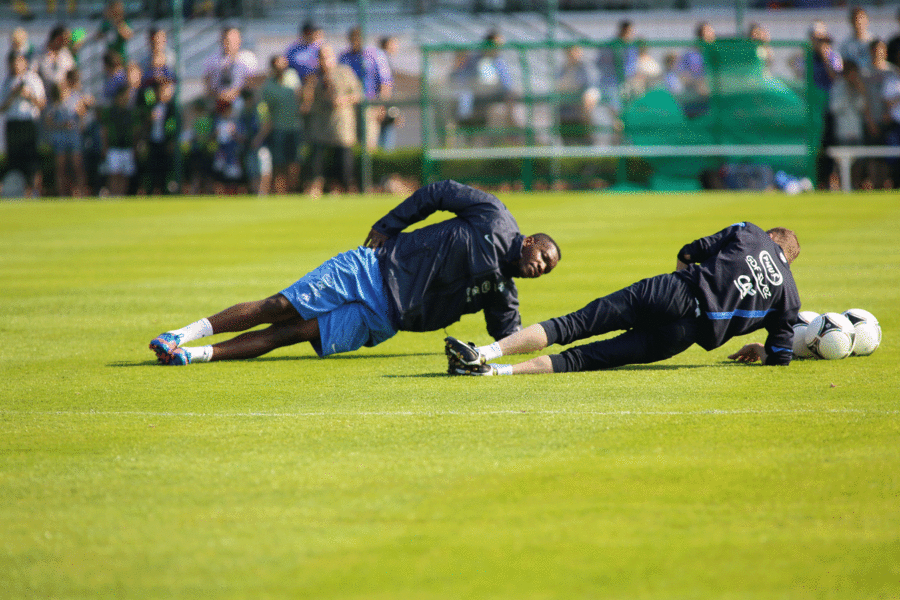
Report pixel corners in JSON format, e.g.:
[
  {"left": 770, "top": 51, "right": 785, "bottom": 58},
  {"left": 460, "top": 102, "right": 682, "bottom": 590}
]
[
  {"left": 447, "top": 356, "right": 495, "bottom": 376},
  {"left": 444, "top": 336, "right": 485, "bottom": 366}
]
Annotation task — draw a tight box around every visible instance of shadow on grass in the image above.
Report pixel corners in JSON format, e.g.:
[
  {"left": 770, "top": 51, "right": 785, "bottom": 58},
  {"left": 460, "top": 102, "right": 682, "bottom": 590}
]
[
  {"left": 611, "top": 363, "right": 732, "bottom": 371},
  {"left": 385, "top": 363, "right": 733, "bottom": 378},
  {"left": 382, "top": 373, "right": 449, "bottom": 378},
  {"left": 116, "top": 358, "right": 736, "bottom": 371},
  {"left": 111, "top": 352, "right": 443, "bottom": 368}
]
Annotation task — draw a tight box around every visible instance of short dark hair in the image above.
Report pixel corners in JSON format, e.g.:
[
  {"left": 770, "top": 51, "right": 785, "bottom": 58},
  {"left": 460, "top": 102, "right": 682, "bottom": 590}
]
[
  {"left": 48, "top": 24, "right": 67, "bottom": 43},
  {"left": 485, "top": 29, "right": 502, "bottom": 44},
  {"left": 766, "top": 227, "right": 800, "bottom": 264},
  {"left": 103, "top": 49, "right": 123, "bottom": 69},
  {"left": 531, "top": 232, "right": 561, "bottom": 262}
]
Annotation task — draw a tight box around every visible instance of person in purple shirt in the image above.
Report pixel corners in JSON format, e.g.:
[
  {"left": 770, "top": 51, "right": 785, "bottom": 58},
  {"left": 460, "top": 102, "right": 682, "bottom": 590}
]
[
  {"left": 339, "top": 26, "right": 393, "bottom": 148},
  {"left": 101, "top": 50, "right": 126, "bottom": 105},
  {"left": 285, "top": 21, "right": 324, "bottom": 84},
  {"left": 339, "top": 27, "right": 393, "bottom": 100}
]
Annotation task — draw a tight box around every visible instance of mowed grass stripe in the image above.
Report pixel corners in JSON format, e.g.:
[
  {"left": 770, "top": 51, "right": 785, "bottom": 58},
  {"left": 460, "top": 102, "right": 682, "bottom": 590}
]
[{"left": 2, "top": 408, "right": 899, "bottom": 418}]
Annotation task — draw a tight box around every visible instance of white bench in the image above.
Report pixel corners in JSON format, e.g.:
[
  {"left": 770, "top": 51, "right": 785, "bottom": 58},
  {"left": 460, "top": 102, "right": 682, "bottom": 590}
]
[{"left": 827, "top": 146, "right": 900, "bottom": 193}]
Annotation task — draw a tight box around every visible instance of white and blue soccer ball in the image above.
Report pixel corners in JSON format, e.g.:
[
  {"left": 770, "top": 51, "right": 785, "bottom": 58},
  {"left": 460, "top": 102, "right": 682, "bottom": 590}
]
[
  {"left": 804, "top": 312, "right": 856, "bottom": 360},
  {"left": 792, "top": 310, "right": 820, "bottom": 359},
  {"left": 842, "top": 308, "right": 882, "bottom": 356}
]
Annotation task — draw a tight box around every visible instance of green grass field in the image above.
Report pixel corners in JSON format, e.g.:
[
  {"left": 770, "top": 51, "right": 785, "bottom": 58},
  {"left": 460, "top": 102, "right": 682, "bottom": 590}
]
[{"left": 1, "top": 190, "right": 898, "bottom": 599}]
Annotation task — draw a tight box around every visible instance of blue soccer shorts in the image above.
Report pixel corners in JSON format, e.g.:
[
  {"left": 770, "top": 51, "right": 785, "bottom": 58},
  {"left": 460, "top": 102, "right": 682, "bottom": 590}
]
[{"left": 279, "top": 246, "right": 397, "bottom": 357}]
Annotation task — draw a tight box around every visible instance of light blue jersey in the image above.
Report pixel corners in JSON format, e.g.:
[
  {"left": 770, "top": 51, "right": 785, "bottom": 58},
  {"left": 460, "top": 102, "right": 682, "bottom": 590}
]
[{"left": 280, "top": 247, "right": 396, "bottom": 357}]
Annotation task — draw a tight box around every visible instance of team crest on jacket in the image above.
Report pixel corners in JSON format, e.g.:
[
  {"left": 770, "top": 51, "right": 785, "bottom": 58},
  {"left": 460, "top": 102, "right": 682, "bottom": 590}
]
[{"left": 758, "top": 251, "right": 783, "bottom": 286}]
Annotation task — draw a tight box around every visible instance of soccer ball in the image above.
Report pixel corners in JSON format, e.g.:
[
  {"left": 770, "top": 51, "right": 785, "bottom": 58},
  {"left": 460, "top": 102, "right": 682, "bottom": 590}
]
[
  {"left": 792, "top": 310, "right": 820, "bottom": 359},
  {"left": 804, "top": 312, "right": 856, "bottom": 360},
  {"left": 842, "top": 308, "right": 882, "bottom": 356}
]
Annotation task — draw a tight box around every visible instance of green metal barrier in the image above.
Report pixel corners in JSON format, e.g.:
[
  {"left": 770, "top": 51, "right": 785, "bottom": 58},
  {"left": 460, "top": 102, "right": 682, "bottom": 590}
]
[{"left": 420, "top": 38, "right": 818, "bottom": 190}]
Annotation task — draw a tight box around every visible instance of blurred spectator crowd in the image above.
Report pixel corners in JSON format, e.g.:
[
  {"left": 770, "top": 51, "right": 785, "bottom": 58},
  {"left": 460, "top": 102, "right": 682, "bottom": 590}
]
[
  {"left": 1, "top": 3, "right": 400, "bottom": 198},
  {"left": 3, "top": 3, "right": 900, "bottom": 197}
]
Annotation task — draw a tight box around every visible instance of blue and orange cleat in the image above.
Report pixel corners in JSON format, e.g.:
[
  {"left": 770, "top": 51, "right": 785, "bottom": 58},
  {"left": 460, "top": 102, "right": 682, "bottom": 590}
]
[
  {"left": 164, "top": 347, "right": 191, "bottom": 366},
  {"left": 149, "top": 332, "right": 183, "bottom": 363}
]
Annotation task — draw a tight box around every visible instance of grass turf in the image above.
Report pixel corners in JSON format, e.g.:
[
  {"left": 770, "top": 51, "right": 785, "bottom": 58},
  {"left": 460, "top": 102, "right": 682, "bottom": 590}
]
[{"left": 1, "top": 190, "right": 898, "bottom": 599}]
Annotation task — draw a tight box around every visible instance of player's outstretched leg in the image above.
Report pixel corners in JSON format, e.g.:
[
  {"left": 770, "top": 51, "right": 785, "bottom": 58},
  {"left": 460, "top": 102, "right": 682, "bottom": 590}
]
[
  {"left": 150, "top": 294, "right": 300, "bottom": 364},
  {"left": 205, "top": 315, "right": 320, "bottom": 361}
]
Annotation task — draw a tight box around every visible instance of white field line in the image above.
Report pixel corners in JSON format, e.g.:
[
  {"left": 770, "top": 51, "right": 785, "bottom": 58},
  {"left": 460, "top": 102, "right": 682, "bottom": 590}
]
[{"left": 1, "top": 408, "right": 897, "bottom": 419}]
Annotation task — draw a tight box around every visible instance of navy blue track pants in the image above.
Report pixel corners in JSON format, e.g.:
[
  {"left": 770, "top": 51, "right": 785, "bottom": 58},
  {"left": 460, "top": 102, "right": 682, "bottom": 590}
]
[{"left": 540, "top": 273, "right": 703, "bottom": 373}]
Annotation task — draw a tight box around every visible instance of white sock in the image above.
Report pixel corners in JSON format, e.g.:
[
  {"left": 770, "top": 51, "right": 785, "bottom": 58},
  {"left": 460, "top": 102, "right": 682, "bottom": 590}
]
[
  {"left": 183, "top": 345, "right": 213, "bottom": 363},
  {"left": 491, "top": 364, "right": 514, "bottom": 376},
  {"left": 478, "top": 342, "right": 503, "bottom": 361},
  {"left": 170, "top": 318, "right": 213, "bottom": 343}
]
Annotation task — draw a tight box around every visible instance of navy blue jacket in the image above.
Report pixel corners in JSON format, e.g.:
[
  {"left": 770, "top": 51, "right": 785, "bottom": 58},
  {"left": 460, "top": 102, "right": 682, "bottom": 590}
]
[
  {"left": 372, "top": 180, "right": 524, "bottom": 340},
  {"left": 674, "top": 222, "right": 801, "bottom": 365}
]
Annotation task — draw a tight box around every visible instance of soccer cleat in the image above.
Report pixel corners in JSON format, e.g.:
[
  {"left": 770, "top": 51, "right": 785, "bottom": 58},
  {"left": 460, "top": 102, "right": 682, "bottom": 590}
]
[
  {"left": 149, "top": 332, "right": 183, "bottom": 362},
  {"left": 447, "top": 356, "right": 494, "bottom": 376},
  {"left": 161, "top": 347, "right": 191, "bottom": 366},
  {"left": 444, "top": 336, "right": 485, "bottom": 366}
]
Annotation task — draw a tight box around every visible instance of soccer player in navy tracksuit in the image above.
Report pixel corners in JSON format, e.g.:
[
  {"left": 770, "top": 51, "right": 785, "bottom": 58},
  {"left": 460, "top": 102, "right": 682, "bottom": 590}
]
[
  {"left": 149, "top": 180, "right": 561, "bottom": 365},
  {"left": 446, "top": 222, "right": 801, "bottom": 375}
]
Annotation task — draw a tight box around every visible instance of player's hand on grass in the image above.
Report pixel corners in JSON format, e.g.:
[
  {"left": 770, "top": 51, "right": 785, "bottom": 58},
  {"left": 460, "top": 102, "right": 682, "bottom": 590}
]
[
  {"left": 364, "top": 229, "right": 389, "bottom": 249},
  {"left": 728, "top": 342, "right": 766, "bottom": 364}
]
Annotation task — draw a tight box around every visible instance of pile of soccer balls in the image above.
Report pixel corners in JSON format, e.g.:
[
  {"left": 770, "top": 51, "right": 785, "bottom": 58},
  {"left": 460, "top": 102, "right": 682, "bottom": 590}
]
[{"left": 792, "top": 309, "right": 882, "bottom": 360}]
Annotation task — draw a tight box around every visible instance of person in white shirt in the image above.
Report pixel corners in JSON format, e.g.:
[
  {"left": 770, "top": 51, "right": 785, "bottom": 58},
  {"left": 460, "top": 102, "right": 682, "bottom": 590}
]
[
  {"left": 203, "top": 26, "right": 259, "bottom": 109},
  {"left": 1, "top": 51, "right": 47, "bottom": 197},
  {"left": 37, "top": 25, "right": 76, "bottom": 92}
]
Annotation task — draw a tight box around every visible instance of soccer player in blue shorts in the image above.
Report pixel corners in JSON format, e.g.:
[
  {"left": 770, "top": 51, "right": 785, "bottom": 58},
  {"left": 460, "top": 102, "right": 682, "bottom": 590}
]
[
  {"left": 149, "top": 180, "right": 561, "bottom": 365},
  {"left": 445, "top": 222, "right": 800, "bottom": 375}
]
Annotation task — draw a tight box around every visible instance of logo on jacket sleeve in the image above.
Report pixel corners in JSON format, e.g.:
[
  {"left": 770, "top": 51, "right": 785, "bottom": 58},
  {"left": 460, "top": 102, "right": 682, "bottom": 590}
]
[{"left": 758, "top": 251, "right": 784, "bottom": 286}]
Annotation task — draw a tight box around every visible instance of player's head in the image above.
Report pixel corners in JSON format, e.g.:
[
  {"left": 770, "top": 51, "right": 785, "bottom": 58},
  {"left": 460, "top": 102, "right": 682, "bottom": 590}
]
[
  {"left": 221, "top": 26, "right": 241, "bottom": 55},
  {"left": 348, "top": 27, "right": 363, "bottom": 51},
  {"left": 849, "top": 6, "right": 868, "bottom": 31},
  {"left": 767, "top": 227, "right": 800, "bottom": 264},
  {"left": 696, "top": 21, "right": 715, "bottom": 43},
  {"left": 517, "top": 233, "right": 561, "bottom": 279}
]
